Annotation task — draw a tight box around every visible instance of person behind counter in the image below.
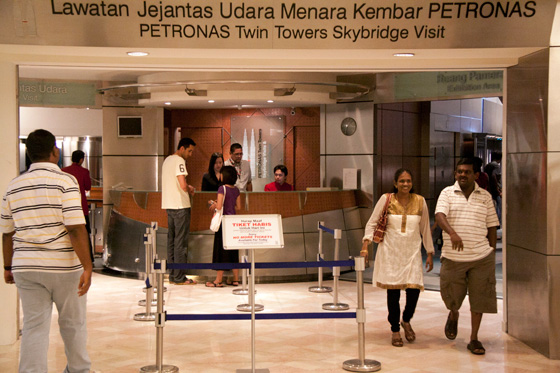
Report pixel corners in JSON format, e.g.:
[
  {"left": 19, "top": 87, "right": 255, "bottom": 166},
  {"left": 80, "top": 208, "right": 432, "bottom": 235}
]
[
  {"left": 361, "top": 168, "right": 434, "bottom": 348},
  {"left": 264, "top": 164, "right": 294, "bottom": 192},
  {"left": 224, "top": 143, "right": 252, "bottom": 192},
  {"left": 201, "top": 152, "right": 224, "bottom": 192},
  {"left": 206, "top": 166, "right": 241, "bottom": 287}
]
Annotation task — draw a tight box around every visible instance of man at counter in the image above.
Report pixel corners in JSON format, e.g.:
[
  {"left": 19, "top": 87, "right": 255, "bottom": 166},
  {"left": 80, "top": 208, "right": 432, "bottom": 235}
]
[
  {"left": 265, "top": 164, "right": 294, "bottom": 191},
  {"left": 162, "top": 137, "right": 197, "bottom": 285},
  {"left": 224, "top": 143, "right": 252, "bottom": 192},
  {"left": 62, "top": 150, "right": 93, "bottom": 262}
]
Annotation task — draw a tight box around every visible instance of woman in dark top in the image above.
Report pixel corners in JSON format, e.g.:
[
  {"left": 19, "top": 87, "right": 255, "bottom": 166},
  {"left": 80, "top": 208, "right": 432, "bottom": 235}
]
[
  {"left": 201, "top": 152, "right": 224, "bottom": 192},
  {"left": 206, "top": 166, "right": 241, "bottom": 287}
]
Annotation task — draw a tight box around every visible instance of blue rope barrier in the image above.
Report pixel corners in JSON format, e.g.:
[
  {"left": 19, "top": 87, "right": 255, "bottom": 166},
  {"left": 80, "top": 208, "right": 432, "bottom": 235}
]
[
  {"left": 155, "top": 260, "right": 355, "bottom": 270},
  {"left": 167, "top": 312, "right": 356, "bottom": 321},
  {"left": 318, "top": 224, "right": 335, "bottom": 235},
  {"left": 145, "top": 278, "right": 151, "bottom": 288}
]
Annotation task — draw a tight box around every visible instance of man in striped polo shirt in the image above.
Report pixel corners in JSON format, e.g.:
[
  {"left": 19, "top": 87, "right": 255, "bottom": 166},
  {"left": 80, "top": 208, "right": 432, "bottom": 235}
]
[
  {"left": 435, "top": 157, "right": 499, "bottom": 356},
  {"left": 2, "top": 129, "right": 92, "bottom": 372}
]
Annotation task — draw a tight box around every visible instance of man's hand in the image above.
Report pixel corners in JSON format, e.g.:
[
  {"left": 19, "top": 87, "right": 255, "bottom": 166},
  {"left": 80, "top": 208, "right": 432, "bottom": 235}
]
[
  {"left": 4, "top": 269, "right": 14, "bottom": 284},
  {"left": 78, "top": 269, "right": 92, "bottom": 296},
  {"left": 188, "top": 185, "right": 195, "bottom": 196},
  {"left": 450, "top": 232, "right": 464, "bottom": 251}
]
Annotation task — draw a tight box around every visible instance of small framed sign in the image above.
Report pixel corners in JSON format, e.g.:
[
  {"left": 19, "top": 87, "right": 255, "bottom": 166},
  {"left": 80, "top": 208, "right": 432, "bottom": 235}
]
[{"left": 222, "top": 214, "right": 284, "bottom": 250}]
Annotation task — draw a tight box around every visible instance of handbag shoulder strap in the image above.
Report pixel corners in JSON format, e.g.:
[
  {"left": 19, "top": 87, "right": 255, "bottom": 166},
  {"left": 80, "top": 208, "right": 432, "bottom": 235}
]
[{"left": 381, "top": 193, "right": 392, "bottom": 216}]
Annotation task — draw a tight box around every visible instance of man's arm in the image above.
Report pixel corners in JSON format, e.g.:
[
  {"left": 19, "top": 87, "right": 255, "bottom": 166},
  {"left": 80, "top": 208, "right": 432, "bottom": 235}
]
[
  {"left": 2, "top": 231, "right": 15, "bottom": 284},
  {"left": 177, "top": 175, "right": 195, "bottom": 196},
  {"left": 66, "top": 224, "right": 93, "bottom": 296},
  {"left": 246, "top": 181, "right": 253, "bottom": 192},
  {"left": 487, "top": 226, "right": 497, "bottom": 251},
  {"left": 435, "top": 212, "right": 464, "bottom": 251}
]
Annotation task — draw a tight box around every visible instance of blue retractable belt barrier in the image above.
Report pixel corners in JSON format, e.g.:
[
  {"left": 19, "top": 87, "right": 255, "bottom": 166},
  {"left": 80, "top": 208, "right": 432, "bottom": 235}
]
[
  {"left": 155, "top": 260, "right": 355, "bottom": 270},
  {"left": 318, "top": 224, "right": 335, "bottom": 235},
  {"left": 166, "top": 312, "right": 357, "bottom": 321}
]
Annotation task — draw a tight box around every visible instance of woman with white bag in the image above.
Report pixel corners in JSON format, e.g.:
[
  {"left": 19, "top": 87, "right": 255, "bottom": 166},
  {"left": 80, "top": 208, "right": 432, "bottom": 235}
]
[{"left": 206, "top": 166, "right": 241, "bottom": 287}]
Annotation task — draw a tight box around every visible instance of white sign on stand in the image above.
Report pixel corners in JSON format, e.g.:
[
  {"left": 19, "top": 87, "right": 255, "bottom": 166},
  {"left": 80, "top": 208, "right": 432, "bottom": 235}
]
[
  {"left": 223, "top": 214, "right": 284, "bottom": 250},
  {"left": 222, "top": 214, "right": 283, "bottom": 373}
]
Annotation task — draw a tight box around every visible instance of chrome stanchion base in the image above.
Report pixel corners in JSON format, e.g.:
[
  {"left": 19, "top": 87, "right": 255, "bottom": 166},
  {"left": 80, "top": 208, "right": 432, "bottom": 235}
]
[
  {"left": 236, "top": 369, "right": 270, "bottom": 373},
  {"left": 143, "top": 287, "right": 167, "bottom": 293},
  {"left": 236, "top": 303, "right": 264, "bottom": 312},
  {"left": 308, "top": 286, "right": 332, "bottom": 293},
  {"left": 322, "top": 302, "right": 350, "bottom": 311},
  {"left": 139, "top": 299, "right": 164, "bottom": 307},
  {"left": 342, "top": 359, "right": 381, "bottom": 372},
  {"left": 140, "top": 364, "right": 179, "bottom": 372},
  {"left": 133, "top": 312, "right": 156, "bottom": 321}
]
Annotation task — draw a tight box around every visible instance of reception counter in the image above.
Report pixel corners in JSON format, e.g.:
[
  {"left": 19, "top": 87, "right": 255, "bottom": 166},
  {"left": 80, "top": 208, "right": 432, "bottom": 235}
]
[{"left": 105, "top": 190, "right": 368, "bottom": 282}]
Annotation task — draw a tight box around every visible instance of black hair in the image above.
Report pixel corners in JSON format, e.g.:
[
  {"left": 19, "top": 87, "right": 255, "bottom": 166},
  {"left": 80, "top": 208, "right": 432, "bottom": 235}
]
[
  {"left": 230, "top": 143, "right": 242, "bottom": 153},
  {"left": 491, "top": 151, "right": 502, "bottom": 162},
  {"left": 473, "top": 157, "right": 483, "bottom": 173},
  {"left": 392, "top": 168, "right": 414, "bottom": 193},
  {"left": 456, "top": 157, "right": 477, "bottom": 171},
  {"left": 177, "top": 137, "right": 196, "bottom": 150},
  {"left": 221, "top": 165, "right": 238, "bottom": 185},
  {"left": 273, "top": 164, "right": 288, "bottom": 176},
  {"left": 26, "top": 129, "right": 56, "bottom": 163},
  {"left": 71, "top": 150, "right": 85, "bottom": 163},
  {"left": 207, "top": 152, "right": 224, "bottom": 175}
]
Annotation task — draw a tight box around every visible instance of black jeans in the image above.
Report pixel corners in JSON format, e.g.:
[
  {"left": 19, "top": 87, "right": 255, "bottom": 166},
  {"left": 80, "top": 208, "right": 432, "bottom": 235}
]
[{"left": 387, "top": 288, "right": 420, "bottom": 332}]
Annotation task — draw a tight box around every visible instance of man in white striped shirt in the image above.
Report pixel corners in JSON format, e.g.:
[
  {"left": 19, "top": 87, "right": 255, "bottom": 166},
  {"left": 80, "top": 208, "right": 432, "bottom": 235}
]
[
  {"left": 435, "top": 157, "right": 499, "bottom": 356},
  {"left": 1, "top": 129, "right": 92, "bottom": 372}
]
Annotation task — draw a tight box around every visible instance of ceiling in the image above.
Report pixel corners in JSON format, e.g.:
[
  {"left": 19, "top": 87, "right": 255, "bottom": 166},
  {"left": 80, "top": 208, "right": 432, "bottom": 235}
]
[{"left": 13, "top": 45, "right": 542, "bottom": 109}]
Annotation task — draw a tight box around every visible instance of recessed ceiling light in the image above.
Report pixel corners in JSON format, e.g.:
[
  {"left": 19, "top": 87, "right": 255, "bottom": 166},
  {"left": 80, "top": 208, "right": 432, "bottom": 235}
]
[
  {"left": 208, "top": 100, "right": 215, "bottom": 103},
  {"left": 393, "top": 53, "right": 415, "bottom": 57},
  {"left": 127, "top": 51, "right": 149, "bottom": 57},
  {"left": 267, "top": 100, "right": 274, "bottom": 103},
  {"left": 164, "top": 102, "right": 171, "bottom": 105}
]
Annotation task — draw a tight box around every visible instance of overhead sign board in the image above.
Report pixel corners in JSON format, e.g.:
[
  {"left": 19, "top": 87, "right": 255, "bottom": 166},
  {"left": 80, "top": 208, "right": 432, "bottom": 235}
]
[
  {"left": 19, "top": 79, "right": 98, "bottom": 107},
  {"left": 0, "top": 1, "right": 555, "bottom": 49}
]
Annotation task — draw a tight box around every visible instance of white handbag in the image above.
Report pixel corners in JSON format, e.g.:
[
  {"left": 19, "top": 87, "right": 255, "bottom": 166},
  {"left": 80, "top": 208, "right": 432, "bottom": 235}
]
[{"left": 209, "top": 186, "right": 225, "bottom": 232}]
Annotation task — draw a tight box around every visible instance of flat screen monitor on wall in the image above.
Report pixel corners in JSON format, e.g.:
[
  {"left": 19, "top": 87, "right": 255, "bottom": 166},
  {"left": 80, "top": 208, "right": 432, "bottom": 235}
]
[{"left": 117, "top": 116, "right": 142, "bottom": 138}]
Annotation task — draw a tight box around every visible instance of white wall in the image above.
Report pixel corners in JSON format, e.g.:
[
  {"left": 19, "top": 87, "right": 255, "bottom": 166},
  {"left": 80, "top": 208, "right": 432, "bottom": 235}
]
[{"left": 19, "top": 107, "right": 102, "bottom": 137}]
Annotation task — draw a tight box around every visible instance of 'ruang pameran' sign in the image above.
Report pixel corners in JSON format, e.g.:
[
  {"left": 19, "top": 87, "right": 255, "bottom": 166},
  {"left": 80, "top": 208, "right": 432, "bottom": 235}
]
[{"left": 0, "top": 1, "right": 556, "bottom": 49}]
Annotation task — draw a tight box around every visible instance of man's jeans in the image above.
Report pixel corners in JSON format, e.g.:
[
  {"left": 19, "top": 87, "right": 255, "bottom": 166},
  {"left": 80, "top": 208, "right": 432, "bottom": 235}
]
[{"left": 166, "top": 208, "right": 191, "bottom": 282}]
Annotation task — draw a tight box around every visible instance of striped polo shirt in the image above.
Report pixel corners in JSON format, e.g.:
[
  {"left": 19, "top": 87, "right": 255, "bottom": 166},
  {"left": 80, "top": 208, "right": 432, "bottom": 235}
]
[
  {"left": 0, "top": 162, "right": 86, "bottom": 272},
  {"left": 435, "top": 181, "right": 499, "bottom": 262}
]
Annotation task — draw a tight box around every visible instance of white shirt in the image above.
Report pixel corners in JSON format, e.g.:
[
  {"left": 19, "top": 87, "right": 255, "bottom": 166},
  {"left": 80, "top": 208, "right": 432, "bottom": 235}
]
[
  {"left": 224, "top": 159, "right": 252, "bottom": 192},
  {"left": 0, "top": 162, "right": 85, "bottom": 273},
  {"left": 161, "top": 154, "right": 191, "bottom": 209},
  {"left": 435, "top": 181, "right": 499, "bottom": 262}
]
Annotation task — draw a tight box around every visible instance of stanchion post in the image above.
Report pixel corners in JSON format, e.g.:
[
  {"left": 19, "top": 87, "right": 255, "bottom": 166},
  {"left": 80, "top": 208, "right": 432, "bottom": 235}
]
[
  {"left": 135, "top": 228, "right": 156, "bottom": 321},
  {"left": 342, "top": 256, "right": 381, "bottom": 372},
  {"left": 140, "top": 259, "right": 179, "bottom": 373},
  {"left": 323, "top": 229, "right": 349, "bottom": 311},
  {"left": 233, "top": 249, "right": 251, "bottom": 295},
  {"left": 309, "top": 221, "right": 332, "bottom": 293}
]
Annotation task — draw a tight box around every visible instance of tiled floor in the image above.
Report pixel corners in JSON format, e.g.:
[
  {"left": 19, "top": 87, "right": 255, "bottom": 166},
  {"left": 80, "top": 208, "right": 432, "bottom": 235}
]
[{"left": 1, "top": 271, "right": 559, "bottom": 372}]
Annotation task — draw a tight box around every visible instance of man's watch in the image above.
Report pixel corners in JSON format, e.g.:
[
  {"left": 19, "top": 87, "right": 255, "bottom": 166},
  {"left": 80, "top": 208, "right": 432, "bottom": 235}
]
[{"left": 4, "top": 265, "right": 12, "bottom": 271}]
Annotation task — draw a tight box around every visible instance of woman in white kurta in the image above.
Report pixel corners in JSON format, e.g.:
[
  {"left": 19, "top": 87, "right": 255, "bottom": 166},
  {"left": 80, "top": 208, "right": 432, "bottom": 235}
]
[{"left": 361, "top": 169, "right": 434, "bottom": 347}]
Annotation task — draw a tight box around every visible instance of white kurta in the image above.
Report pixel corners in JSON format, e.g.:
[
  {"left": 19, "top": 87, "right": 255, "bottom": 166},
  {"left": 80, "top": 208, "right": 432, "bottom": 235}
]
[{"left": 363, "top": 193, "right": 435, "bottom": 290}]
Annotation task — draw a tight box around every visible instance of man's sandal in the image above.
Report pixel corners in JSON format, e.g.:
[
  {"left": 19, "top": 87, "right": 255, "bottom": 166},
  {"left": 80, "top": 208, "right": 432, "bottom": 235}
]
[
  {"left": 467, "top": 340, "right": 486, "bottom": 355},
  {"left": 445, "top": 311, "right": 458, "bottom": 340}
]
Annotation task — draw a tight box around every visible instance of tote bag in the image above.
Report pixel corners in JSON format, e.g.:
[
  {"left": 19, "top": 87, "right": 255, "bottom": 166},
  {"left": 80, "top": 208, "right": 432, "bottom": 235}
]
[{"left": 209, "top": 187, "right": 226, "bottom": 232}]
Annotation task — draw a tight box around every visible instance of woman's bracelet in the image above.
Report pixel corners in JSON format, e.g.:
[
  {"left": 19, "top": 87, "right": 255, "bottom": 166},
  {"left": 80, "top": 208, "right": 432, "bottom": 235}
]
[{"left": 360, "top": 250, "right": 368, "bottom": 253}]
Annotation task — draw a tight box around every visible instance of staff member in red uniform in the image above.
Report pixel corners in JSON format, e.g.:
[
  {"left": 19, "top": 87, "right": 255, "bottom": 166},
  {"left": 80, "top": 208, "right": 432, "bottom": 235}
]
[
  {"left": 264, "top": 165, "right": 294, "bottom": 192},
  {"left": 62, "top": 150, "right": 93, "bottom": 262}
]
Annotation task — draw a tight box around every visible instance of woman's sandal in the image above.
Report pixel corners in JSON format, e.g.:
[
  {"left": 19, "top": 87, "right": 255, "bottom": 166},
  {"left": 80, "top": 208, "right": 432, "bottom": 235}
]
[
  {"left": 391, "top": 332, "right": 404, "bottom": 347},
  {"left": 467, "top": 340, "right": 486, "bottom": 355},
  {"left": 400, "top": 321, "right": 416, "bottom": 342},
  {"left": 205, "top": 281, "right": 224, "bottom": 287}
]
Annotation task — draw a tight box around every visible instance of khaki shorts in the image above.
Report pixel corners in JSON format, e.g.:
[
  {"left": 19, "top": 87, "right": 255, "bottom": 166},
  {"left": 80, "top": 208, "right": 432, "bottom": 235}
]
[{"left": 440, "top": 252, "right": 497, "bottom": 314}]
